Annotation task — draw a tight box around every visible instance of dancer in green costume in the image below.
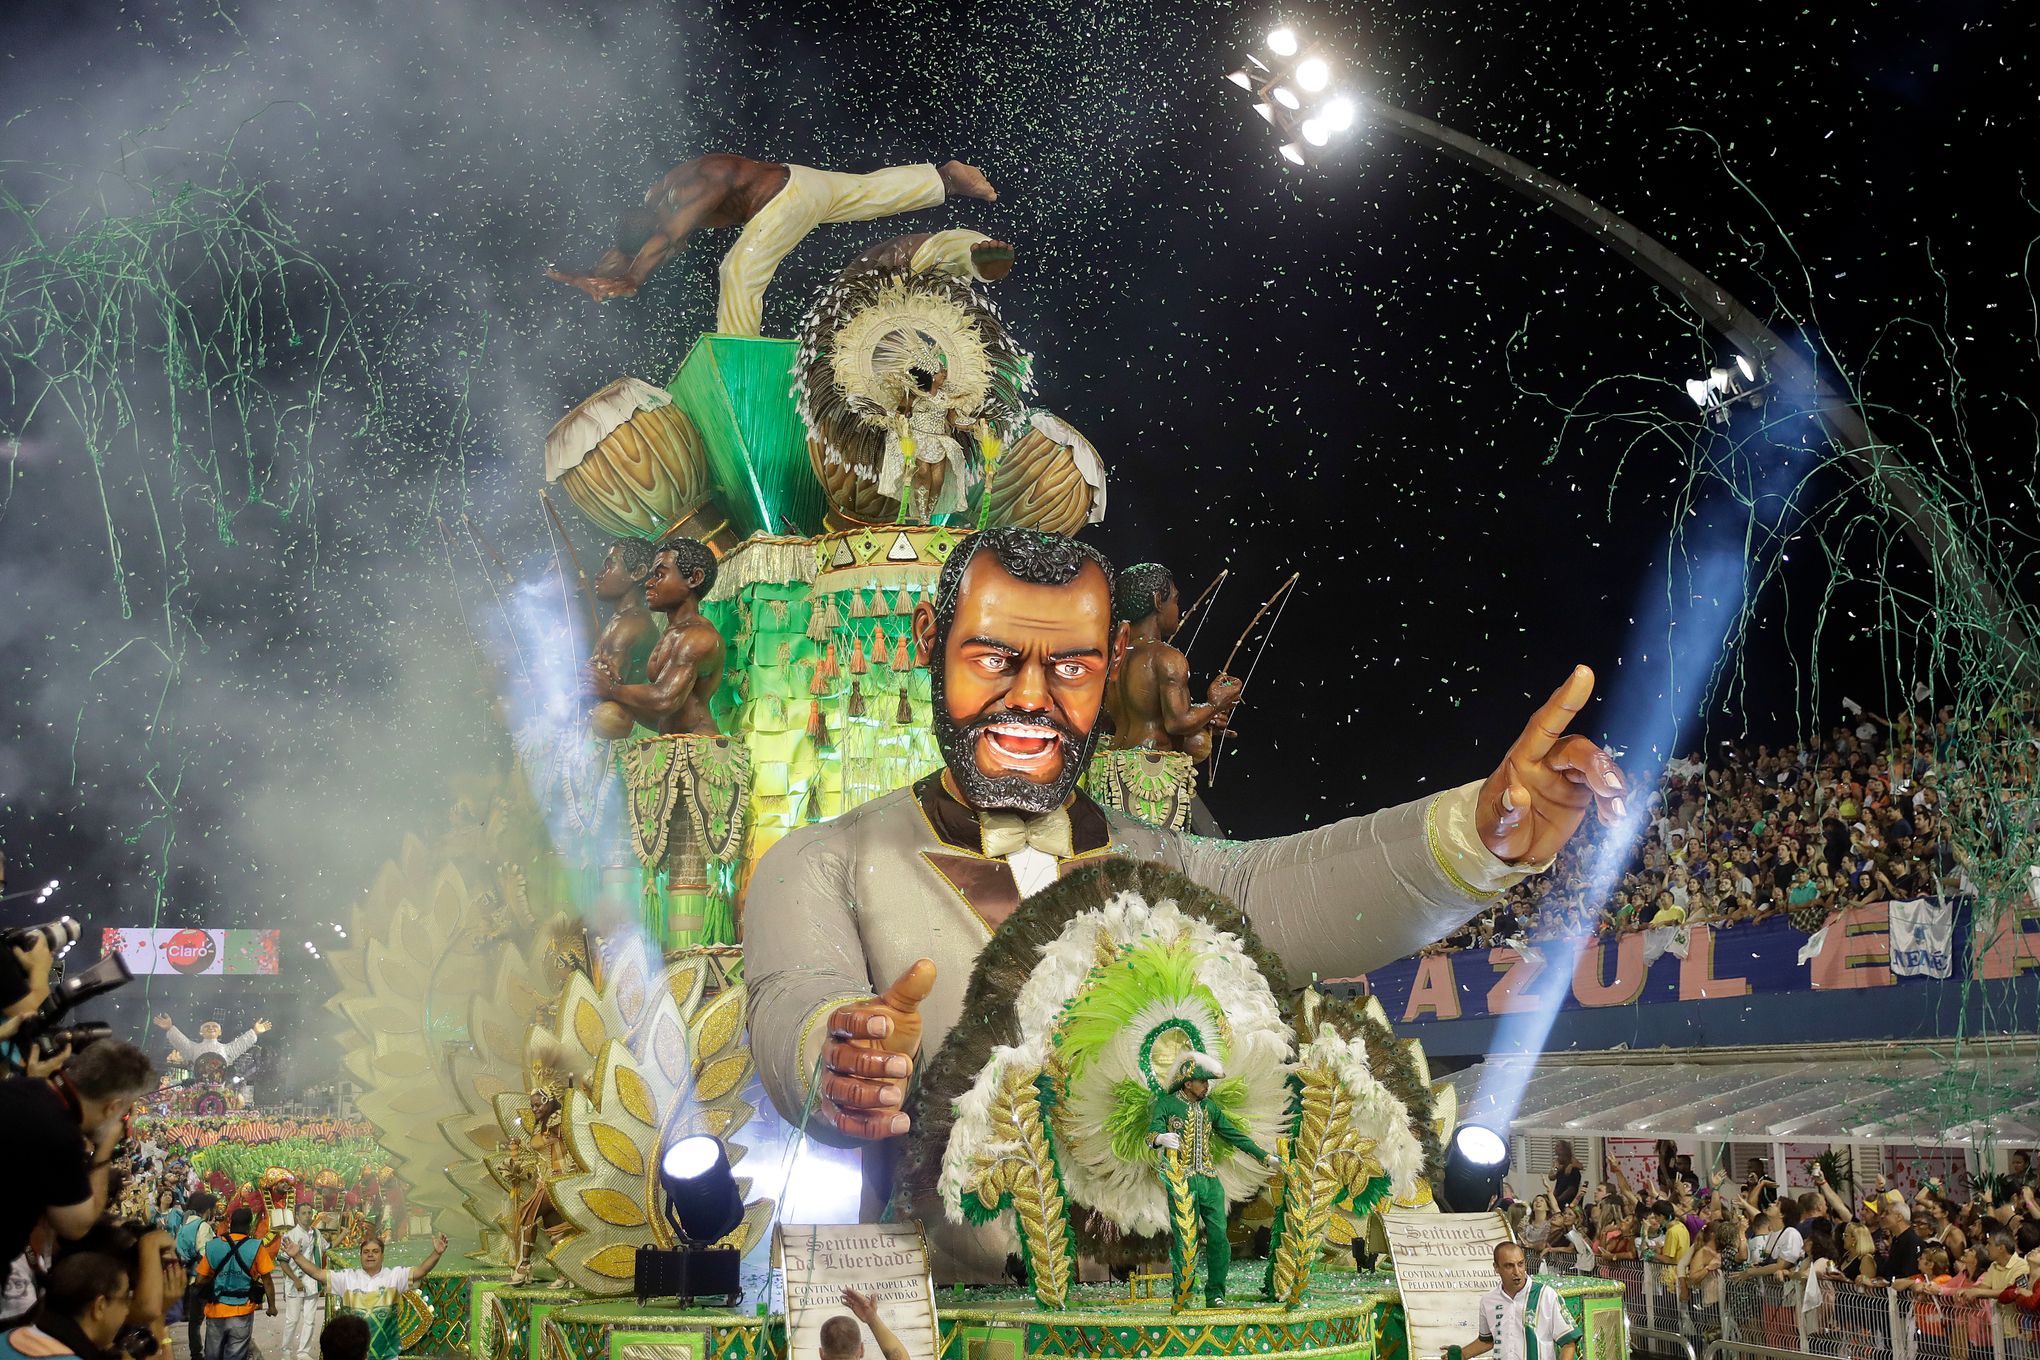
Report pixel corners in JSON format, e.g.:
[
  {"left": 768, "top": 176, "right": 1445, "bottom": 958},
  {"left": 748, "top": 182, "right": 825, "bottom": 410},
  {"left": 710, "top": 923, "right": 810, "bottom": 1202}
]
[{"left": 1148, "top": 1052, "right": 1281, "bottom": 1308}]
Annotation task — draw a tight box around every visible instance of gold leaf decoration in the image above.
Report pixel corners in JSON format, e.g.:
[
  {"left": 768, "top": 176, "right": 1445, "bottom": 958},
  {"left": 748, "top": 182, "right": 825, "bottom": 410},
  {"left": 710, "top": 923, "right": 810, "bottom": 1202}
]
[
  {"left": 573, "top": 998, "right": 606, "bottom": 1059},
  {"left": 613, "top": 1067, "right": 656, "bottom": 1124},
  {"left": 581, "top": 1244, "right": 642, "bottom": 1281},
  {"left": 578, "top": 1188, "right": 648, "bottom": 1227},
  {"left": 958, "top": 1064, "right": 1073, "bottom": 1311},
  {"left": 543, "top": 962, "right": 768, "bottom": 1293},
  {"left": 327, "top": 791, "right": 557, "bottom": 1230},
  {"left": 694, "top": 1052, "right": 749, "bottom": 1103},
  {"left": 589, "top": 1124, "right": 645, "bottom": 1176}
]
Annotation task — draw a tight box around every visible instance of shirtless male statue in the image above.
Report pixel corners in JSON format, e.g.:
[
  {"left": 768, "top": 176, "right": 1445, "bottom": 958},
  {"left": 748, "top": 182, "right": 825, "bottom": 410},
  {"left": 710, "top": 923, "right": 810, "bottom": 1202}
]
[
  {"left": 1105, "top": 563, "right": 1240, "bottom": 760},
  {"left": 588, "top": 538, "right": 660, "bottom": 687},
  {"left": 547, "top": 153, "right": 1002, "bottom": 335},
  {"left": 584, "top": 537, "right": 725, "bottom": 735}
]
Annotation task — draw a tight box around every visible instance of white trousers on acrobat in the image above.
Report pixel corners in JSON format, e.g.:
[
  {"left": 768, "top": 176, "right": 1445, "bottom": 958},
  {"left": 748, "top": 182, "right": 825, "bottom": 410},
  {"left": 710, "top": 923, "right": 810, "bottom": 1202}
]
[
  {"left": 714, "top": 163, "right": 944, "bottom": 335},
  {"left": 279, "top": 1293, "right": 323, "bottom": 1360}
]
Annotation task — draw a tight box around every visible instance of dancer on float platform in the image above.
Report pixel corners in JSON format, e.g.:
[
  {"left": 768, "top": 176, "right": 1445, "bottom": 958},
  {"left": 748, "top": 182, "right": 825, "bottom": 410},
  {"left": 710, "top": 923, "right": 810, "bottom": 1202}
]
[
  {"left": 1449, "top": 1242, "right": 1581, "bottom": 1360},
  {"left": 1148, "top": 1053, "right": 1280, "bottom": 1308},
  {"left": 547, "top": 153, "right": 1003, "bottom": 334},
  {"left": 743, "top": 527, "right": 1630, "bottom": 1283}
]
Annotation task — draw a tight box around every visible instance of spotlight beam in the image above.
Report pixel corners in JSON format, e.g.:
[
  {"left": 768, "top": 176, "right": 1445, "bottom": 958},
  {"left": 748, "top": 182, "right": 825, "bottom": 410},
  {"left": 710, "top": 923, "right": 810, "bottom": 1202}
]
[{"left": 1344, "top": 95, "right": 2037, "bottom": 679}]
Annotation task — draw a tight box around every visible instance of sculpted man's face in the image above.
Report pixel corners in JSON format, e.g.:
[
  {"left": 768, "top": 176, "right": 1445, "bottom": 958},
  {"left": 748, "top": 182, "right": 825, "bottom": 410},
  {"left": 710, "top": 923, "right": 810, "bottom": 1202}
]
[
  {"left": 643, "top": 549, "right": 701, "bottom": 612},
  {"left": 915, "top": 553, "right": 1122, "bottom": 813},
  {"left": 593, "top": 545, "right": 636, "bottom": 599},
  {"left": 1154, "top": 580, "right": 1182, "bottom": 637},
  {"left": 199, "top": 1021, "right": 222, "bottom": 1041}
]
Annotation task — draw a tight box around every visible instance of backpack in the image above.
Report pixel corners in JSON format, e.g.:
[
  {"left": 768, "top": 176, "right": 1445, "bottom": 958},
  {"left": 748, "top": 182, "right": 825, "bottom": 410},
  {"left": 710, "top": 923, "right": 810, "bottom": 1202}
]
[
  {"left": 173, "top": 1218, "right": 207, "bottom": 1267},
  {"left": 205, "top": 1236, "right": 260, "bottom": 1304}
]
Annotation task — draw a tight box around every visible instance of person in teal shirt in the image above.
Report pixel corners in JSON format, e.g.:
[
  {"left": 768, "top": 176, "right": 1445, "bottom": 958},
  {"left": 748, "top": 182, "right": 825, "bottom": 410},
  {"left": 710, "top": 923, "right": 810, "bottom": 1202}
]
[{"left": 1147, "top": 1053, "right": 1280, "bottom": 1308}]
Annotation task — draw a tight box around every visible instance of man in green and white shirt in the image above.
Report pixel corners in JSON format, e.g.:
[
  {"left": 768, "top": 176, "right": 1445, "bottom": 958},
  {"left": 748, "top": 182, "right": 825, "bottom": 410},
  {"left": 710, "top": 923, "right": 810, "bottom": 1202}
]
[{"left": 1452, "top": 1243, "right": 1581, "bottom": 1360}]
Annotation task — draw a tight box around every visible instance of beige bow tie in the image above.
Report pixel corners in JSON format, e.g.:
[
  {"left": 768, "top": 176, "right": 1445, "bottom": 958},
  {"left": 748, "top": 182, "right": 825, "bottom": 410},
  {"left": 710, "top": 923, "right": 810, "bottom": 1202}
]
[{"left": 979, "top": 807, "right": 1074, "bottom": 859}]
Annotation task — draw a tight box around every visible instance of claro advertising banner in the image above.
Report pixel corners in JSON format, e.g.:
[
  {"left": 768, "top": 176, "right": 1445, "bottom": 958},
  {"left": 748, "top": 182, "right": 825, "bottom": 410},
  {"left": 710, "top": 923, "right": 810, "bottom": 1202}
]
[{"left": 102, "top": 928, "right": 281, "bottom": 976}]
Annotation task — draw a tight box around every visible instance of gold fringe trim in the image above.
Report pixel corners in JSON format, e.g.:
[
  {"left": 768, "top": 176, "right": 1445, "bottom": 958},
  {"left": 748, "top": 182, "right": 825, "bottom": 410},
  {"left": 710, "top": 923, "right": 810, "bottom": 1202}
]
[{"left": 702, "top": 535, "right": 821, "bottom": 603}]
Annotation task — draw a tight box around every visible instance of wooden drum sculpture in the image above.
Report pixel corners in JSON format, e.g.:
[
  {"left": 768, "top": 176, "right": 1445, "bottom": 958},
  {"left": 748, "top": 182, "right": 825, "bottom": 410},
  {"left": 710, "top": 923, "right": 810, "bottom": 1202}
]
[{"left": 544, "top": 377, "right": 740, "bottom": 554}]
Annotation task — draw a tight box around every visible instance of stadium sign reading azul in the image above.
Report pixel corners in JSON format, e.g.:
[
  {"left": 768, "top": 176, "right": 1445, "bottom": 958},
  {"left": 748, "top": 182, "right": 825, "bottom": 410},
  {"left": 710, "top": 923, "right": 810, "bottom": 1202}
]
[{"left": 1336, "top": 899, "right": 2040, "bottom": 1057}]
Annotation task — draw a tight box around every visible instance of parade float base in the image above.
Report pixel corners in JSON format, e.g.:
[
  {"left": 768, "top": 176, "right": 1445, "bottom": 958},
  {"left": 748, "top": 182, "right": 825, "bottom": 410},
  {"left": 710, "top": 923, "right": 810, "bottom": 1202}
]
[{"left": 479, "top": 1268, "right": 1627, "bottom": 1360}]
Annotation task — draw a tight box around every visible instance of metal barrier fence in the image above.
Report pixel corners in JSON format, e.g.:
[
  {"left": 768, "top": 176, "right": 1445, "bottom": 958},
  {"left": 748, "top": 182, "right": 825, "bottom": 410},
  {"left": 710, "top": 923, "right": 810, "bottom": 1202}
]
[{"left": 1589, "top": 1259, "right": 2033, "bottom": 1360}]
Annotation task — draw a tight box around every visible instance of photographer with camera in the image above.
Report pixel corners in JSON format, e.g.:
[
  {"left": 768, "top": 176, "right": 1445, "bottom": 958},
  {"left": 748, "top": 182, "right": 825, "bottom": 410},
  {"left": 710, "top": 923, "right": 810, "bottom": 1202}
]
[
  {"left": 0, "top": 1040, "right": 156, "bottom": 1327},
  {"left": 191, "top": 1208, "right": 275, "bottom": 1360},
  {"left": 54, "top": 1211, "right": 186, "bottom": 1360},
  {"left": 0, "top": 1253, "right": 135, "bottom": 1360}
]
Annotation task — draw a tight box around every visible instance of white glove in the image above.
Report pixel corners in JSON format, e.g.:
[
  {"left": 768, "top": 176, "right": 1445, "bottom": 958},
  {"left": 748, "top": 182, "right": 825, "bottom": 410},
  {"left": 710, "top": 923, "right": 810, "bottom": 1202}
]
[
  {"left": 1153, "top": 1132, "right": 1182, "bottom": 1151},
  {"left": 1265, "top": 1153, "right": 1282, "bottom": 1171}
]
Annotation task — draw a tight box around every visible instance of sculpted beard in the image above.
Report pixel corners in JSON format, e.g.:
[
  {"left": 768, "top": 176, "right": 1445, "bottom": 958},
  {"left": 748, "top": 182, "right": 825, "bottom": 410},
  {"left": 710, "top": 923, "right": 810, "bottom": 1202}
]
[{"left": 929, "top": 643, "right": 1101, "bottom": 814}]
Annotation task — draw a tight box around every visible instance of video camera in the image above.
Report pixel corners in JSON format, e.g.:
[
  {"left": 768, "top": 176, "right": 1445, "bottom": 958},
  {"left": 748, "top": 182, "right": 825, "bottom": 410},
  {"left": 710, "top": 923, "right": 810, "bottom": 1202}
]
[{"left": 3, "top": 915, "right": 133, "bottom": 1057}]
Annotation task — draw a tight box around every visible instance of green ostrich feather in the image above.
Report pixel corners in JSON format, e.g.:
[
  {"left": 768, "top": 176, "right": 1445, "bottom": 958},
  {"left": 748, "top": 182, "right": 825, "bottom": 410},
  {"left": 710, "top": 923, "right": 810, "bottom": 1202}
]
[
  {"left": 1105, "top": 1078, "right": 1155, "bottom": 1163},
  {"left": 1053, "top": 936, "right": 1213, "bottom": 1085}
]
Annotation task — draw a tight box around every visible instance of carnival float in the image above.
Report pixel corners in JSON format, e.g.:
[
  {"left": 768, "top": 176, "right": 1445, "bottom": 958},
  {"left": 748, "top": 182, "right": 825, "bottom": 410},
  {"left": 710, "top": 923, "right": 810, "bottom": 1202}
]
[{"left": 325, "top": 153, "right": 1627, "bottom": 1360}]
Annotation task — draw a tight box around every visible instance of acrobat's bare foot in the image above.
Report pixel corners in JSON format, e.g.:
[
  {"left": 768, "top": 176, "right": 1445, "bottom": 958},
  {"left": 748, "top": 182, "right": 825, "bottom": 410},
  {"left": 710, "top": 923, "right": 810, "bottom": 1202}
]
[
  {"left": 546, "top": 267, "right": 639, "bottom": 302},
  {"left": 938, "top": 159, "right": 998, "bottom": 203},
  {"left": 970, "top": 239, "right": 1016, "bottom": 282}
]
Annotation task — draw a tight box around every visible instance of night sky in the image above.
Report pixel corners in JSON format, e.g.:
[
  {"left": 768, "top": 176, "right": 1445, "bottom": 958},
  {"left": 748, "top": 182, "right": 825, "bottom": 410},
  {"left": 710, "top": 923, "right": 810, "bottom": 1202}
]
[{"left": 0, "top": 0, "right": 2031, "bottom": 1082}]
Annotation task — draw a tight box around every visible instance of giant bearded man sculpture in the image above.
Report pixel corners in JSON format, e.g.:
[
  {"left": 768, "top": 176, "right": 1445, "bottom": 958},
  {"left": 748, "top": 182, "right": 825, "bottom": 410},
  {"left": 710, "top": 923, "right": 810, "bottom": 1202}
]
[{"left": 743, "top": 528, "right": 1628, "bottom": 1281}]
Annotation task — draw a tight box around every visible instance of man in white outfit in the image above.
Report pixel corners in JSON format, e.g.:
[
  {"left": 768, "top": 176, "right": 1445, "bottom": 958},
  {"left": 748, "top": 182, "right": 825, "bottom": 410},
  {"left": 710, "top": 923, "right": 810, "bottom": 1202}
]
[
  {"left": 1451, "top": 1242, "right": 1582, "bottom": 1360},
  {"left": 275, "top": 1219, "right": 328, "bottom": 1360}
]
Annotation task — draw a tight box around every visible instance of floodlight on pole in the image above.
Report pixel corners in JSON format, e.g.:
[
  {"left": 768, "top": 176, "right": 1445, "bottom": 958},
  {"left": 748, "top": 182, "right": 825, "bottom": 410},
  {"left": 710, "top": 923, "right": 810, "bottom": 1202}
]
[
  {"left": 1254, "top": 102, "right": 1275, "bottom": 123},
  {"left": 1266, "top": 26, "right": 1299, "bottom": 55},
  {"left": 1287, "top": 87, "right": 2033, "bottom": 676},
  {"left": 1735, "top": 354, "right": 1757, "bottom": 382},
  {"left": 1227, "top": 70, "right": 1254, "bottom": 89},
  {"left": 1301, "top": 119, "right": 1329, "bottom": 147},
  {"left": 1321, "top": 97, "right": 1356, "bottom": 131},
  {"left": 1685, "top": 379, "right": 1711, "bottom": 409},
  {"left": 1295, "top": 57, "right": 1330, "bottom": 91},
  {"left": 1279, "top": 143, "right": 1306, "bottom": 165},
  {"left": 1271, "top": 85, "right": 1300, "bottom": 110}
]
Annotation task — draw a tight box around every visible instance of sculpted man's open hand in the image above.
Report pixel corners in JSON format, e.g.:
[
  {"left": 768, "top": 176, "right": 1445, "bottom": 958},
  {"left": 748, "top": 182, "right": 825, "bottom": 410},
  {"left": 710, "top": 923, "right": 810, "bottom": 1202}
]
[{"left": 820, "top": 959, "right": 936, "bottom": 1140}]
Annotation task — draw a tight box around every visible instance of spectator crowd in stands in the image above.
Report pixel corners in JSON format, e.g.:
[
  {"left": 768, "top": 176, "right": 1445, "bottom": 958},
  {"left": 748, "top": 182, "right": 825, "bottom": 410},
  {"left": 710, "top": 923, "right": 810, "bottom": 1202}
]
[
  {"left": 1423, "top": 697, "right": 2039, "bottom": 956},
  {"left": 1501, "top": 1139, "right": 2040, "bottom": 1354}
]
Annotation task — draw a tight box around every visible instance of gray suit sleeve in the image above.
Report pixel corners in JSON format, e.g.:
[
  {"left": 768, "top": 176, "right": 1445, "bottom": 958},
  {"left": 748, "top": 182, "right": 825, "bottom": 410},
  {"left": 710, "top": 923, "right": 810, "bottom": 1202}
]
[
  {"left": 1167, "top": 792, "right": 1493, "bottom": 984},
  {"left": 742, "top": 823, "right": 878, "bottom": 1147}
]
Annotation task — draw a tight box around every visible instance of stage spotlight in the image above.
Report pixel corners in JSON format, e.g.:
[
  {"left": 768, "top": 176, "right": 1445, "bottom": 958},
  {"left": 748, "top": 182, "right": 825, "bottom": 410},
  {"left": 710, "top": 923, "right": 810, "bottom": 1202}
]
[
  {"left": 1295, "top": 57, "right": 1330, "bottom": 92},
  {"left": 661, "top": 1134, "right": 743, "bottom": 1242},
  {"left": 1439, "top": 1122, "right": 1510, "bottom": 1212},
  {"left": 1279, "top": 143, "right": 1306, "bottom": 165},
  {"left": 1227, "top": 70, "right": 1254, "bottom": 89},
  {"left": 1254, "top": 102, "right": 1276, "bottom": 123},
  {"left": 1267, "top": 26, "right": 1299, "bottom": 56},
  {"left": 1321, "top": 96, "right": 1356, "bottom": 131},
  {"left": 1685, "top": 378, "right": 1711, "bottom": 408},
  {"left": 1734, "top": 353, "right": 1757, "bottom": 382},
  {"left": 1302, "top": 119, "right": 1330, "bottom": 147},
  {"left": 635, "top": 1134, "right": 744, "bottom": 1306},
  {"left": 1271, "top": 85, "right": 1300, "bottom": 110}
]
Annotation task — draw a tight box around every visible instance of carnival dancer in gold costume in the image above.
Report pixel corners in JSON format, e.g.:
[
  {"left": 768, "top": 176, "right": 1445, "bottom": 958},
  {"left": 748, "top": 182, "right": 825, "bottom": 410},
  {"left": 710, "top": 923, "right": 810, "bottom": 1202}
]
[{"left": 490, "top": 1072, "right": 575, "bottom": 1285}]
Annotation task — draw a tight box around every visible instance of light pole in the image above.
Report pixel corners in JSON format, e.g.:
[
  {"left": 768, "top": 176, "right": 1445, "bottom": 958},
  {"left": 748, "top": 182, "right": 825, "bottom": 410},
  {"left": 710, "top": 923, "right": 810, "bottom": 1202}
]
[{"left": 1225, "top": 28, "right": 2036, "bottom": 678}]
